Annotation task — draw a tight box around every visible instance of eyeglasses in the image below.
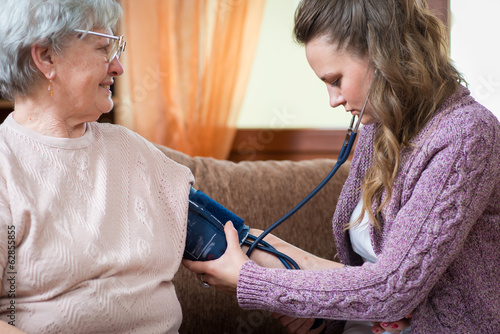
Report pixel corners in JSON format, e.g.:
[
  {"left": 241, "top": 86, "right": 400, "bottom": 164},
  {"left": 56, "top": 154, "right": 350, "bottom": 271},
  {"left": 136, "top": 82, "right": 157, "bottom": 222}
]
[{"left": 75, "top": 29, "right": 126, "bottom": 62}]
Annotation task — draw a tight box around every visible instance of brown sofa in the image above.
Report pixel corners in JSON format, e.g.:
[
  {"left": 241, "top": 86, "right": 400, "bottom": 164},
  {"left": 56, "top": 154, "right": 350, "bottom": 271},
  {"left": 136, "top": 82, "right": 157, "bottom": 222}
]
[{"left": 156, "top": 144, "right": 350, "bottom": 334}]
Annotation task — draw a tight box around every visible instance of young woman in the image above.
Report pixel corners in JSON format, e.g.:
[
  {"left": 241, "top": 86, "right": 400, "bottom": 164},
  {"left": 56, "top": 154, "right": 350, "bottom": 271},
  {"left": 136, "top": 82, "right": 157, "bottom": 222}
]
[{"left": 184, "top": 1, "right": 500, "bottom": 333}]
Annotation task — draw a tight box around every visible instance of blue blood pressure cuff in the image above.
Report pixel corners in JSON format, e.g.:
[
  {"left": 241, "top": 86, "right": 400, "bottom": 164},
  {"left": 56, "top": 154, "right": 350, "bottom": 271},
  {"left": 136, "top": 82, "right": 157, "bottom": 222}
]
[
  {"left": 183, "top": 187, "right": 250, "bottom": 261},
  {"left": 183, "top": 187, "right": 323, "bottom": 329}
]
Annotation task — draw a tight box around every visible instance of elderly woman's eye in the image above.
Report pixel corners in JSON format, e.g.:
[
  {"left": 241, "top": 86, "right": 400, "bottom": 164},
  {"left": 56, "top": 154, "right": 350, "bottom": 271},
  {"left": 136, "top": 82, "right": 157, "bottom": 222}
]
[{"left": 98, "top": 43, "right": 110, "bottom": 51}]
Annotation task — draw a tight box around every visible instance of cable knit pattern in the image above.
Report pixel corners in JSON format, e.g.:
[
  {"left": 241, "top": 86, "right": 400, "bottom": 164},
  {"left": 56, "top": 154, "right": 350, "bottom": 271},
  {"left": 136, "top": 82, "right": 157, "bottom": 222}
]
[
  {"left": 0, "top": 114, "right": 194, "bottom": 333},
  {"left": 237, "top": 86, "right": 500, "bottom": 333}
]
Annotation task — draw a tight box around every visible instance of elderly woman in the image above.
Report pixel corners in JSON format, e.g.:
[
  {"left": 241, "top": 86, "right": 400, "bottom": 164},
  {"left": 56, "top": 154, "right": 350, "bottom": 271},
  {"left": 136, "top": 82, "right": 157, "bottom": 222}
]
[{"left": 0, "top": 1, "right": 193, "bottom": 333}]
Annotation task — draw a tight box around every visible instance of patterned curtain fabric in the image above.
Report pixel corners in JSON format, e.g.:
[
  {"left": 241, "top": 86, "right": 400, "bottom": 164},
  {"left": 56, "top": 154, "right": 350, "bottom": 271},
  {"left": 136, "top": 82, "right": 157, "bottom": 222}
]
[{"left": 117, "top": 0, "right": 266, "bottom": 158}]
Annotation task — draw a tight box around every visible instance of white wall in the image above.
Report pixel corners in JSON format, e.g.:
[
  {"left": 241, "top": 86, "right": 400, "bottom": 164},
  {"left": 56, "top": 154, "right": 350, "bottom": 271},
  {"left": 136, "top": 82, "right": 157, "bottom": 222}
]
[
  {"left": 450, "top": 0, "right": 500, "bottom": 121},
  {"left": 238, "top": 0, "right": 500, "bottom": 129},
  {"left": 237, "top": 0, "right": 351, "bottom": 129}
]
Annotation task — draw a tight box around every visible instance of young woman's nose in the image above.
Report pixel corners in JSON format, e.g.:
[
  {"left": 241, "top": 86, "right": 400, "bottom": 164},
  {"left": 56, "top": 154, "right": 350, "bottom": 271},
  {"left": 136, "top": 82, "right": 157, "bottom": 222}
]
[{"left": 329, "top": 90, "right": 346, "bottom": 108}]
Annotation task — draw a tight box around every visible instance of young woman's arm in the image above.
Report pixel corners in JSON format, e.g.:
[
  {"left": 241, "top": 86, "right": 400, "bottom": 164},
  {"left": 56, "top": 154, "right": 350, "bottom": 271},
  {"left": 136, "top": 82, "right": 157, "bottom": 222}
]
[{"left": 244, "top": 228, "right": 344, "bottom": 270}]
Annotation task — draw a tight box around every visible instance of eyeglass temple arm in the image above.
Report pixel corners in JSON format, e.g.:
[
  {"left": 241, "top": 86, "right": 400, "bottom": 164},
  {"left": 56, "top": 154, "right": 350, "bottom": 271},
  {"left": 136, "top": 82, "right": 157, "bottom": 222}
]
[{"left": 74, "top": 29, "right": 120, "bottom": 40}]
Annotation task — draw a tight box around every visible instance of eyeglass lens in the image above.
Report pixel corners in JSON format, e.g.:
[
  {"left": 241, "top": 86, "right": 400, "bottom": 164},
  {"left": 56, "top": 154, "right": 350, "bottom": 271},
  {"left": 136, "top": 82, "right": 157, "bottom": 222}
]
[{"left": 108, "top": 38, "right": 126, "bottom": 62}]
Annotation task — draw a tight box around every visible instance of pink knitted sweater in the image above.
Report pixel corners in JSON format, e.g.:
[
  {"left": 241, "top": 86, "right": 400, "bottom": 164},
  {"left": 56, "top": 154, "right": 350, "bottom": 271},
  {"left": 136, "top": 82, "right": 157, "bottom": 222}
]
[{"left": 0, "top": 115, "right": 194, "bottom": 333}]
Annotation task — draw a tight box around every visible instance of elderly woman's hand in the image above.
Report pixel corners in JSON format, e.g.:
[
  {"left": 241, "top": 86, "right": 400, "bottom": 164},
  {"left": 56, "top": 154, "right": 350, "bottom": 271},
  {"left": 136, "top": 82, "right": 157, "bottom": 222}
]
[{"left": 182, "top": 221, "right": 249, "bottom": 295}]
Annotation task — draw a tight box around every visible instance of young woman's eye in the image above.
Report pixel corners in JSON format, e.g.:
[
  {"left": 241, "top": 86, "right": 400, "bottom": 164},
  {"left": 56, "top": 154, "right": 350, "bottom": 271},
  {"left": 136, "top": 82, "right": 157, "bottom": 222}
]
[{"left": 331, "top": 79, "right": 340, "bottom": 87}]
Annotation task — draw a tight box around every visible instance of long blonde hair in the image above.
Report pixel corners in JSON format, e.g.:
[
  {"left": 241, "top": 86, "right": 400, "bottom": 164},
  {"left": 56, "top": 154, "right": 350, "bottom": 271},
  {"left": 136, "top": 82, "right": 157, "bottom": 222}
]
[{"left": 294, "top": 0, "right": 464, "bottom": 228}]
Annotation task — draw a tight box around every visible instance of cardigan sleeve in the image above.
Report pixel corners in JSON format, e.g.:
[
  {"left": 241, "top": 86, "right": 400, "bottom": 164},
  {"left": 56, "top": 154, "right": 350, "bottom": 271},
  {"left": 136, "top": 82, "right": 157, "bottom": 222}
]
[{"left": 237, "top": 104, "right": 500, "bottom": 322}]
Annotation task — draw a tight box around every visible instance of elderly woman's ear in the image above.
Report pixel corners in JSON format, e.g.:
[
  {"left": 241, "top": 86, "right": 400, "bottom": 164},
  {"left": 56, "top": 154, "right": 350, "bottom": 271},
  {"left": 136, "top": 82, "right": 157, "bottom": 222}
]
[{"left": 30, "top": 44, "right": 56, "bottom": 81}]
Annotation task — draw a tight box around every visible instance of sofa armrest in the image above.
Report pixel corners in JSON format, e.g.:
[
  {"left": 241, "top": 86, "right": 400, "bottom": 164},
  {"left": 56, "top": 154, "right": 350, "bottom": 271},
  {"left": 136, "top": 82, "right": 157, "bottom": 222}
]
[{"left": 155, "top": 144, "right": 349, "bottom": 334}]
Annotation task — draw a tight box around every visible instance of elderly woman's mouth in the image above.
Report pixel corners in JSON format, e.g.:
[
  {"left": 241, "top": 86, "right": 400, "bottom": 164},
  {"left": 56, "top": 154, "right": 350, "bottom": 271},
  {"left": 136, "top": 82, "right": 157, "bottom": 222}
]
[{"left": 99, "top": 84, "right": 111, "bottom": 90}]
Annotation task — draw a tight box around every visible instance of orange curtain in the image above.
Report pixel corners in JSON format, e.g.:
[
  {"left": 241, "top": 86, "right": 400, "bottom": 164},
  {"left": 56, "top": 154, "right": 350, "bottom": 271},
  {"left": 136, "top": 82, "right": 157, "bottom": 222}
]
[{"left": 117, "top": 0, "right": 266, "bottom": 159}]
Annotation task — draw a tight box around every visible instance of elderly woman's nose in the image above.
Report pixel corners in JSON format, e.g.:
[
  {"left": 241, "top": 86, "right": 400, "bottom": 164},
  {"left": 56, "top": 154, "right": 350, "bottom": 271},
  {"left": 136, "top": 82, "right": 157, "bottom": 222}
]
[{"left": 109, "top": 57, "right": 124, "bottom": 76}]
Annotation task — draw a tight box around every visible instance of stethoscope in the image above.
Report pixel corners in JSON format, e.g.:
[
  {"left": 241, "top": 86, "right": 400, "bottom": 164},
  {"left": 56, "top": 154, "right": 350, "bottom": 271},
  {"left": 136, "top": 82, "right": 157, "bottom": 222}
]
[
  {"left": 244, "top": 90, "right": 370, "bottom": 267},
  {"left": 241, "top": 91, "right": 370, "bottom": 330}
]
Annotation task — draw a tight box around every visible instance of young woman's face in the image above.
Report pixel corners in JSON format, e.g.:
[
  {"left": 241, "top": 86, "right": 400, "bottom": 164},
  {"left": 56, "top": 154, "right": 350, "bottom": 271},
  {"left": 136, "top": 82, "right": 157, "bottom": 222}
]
[
  {"left": 305, "top": 37, "right": 375, "bottom": 125},
  {"left": 52, "top": 28, "right": 124, "bottom": 123}
]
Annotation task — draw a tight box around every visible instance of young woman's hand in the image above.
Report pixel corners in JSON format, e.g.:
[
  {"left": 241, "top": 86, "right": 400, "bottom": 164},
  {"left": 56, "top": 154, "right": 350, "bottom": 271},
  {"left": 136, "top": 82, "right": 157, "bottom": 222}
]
[
  {"left": 272, "top": 313, "right": 326, "bottom": 334},
  {"left": 371, "top": 312, "right": 412, "bottom": 333},
  {"left": 182, "top": 221, "right": 249, "bottom": 295}
]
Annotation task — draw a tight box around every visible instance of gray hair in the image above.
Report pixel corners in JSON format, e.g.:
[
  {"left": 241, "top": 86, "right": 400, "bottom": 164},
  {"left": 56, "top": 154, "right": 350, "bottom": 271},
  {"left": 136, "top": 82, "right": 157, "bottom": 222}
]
[{"left": 0, "top": 0, "right": 123, "bottom": 101}]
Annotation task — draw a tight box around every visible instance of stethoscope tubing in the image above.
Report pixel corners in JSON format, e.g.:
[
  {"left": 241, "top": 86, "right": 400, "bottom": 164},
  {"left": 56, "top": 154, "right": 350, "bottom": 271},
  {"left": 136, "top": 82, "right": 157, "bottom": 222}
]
[
  {"left": 246, "top": 122, "right": 359, "bottom": 258},
  {"left": 242, "top": 83, "right": 371, "bottom": 330},
  {"left": 245, "top": 81, "right": 370, "bottom": 259}
]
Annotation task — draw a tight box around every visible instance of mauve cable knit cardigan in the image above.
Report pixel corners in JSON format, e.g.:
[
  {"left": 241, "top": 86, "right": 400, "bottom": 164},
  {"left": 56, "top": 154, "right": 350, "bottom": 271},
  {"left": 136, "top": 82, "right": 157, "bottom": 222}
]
[{"left": 237, "top": 86, "right": 500, "bottom": 333}]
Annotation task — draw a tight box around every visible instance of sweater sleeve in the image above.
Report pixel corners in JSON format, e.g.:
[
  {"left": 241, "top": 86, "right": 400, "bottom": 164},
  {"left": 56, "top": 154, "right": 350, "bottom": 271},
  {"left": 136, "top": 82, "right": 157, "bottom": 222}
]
[{"left": 237, "top": 106, "right": 500, "bottom": 322}]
